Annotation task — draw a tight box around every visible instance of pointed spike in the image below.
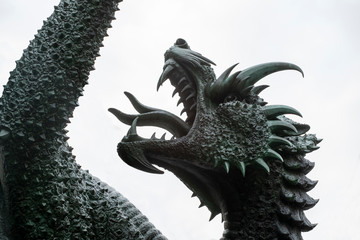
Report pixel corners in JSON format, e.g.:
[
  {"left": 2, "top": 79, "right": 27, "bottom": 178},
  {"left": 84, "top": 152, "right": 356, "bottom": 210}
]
[
  {"left": 239, "top": 161, "right": 246, "bottom": 176},
  {"left": 124, "top": 91, "right": 159, "bottom": 113},
  {"left": 239, "top": 85, "right": 253, "bottom": 97},
  {"left": 217, "top": 63, "right": 239, "bottom": 84},
  {"left": 199, "top": 201, "right": 205, "bottom": 208},
  {"left": 185, "top": 92, "right": 196, "bottom": 101},
  {"left": 237, "top": 62, "right": 304, "bottom": 89},
  {"left": 211, "top": 63, "right": 239, "bottom": 90},
  {"left": 157, "top": 65, "right": 174, "bottom": 91},
  {"left": 177, "top": 98, "right": 183, "bottom": 106},
  {"left": 120, "top": 148, "right": 164, "bottom": 174},
  {"left": 190, "top": 103, "right": 196, "bottom": 111},
  {"left": 191, "top": 192, "right": 196, "bottom": 198},
  {"left": 265, "top": 148, "right": 283, "bottom": 162},
  {"left": 172, "top": 88, "right": 178, "bottom": 97},
  {"left": 264, "top": 105, "right": 302, "bottom": 119},
  {"left": 255, "top": 158, "right": 270, "bottom": 173},
  {"left": 235, "top": 75, "right": 250, "bottom": 92},
  {"left": 180, "top": 108, "right": 186, "bottom": 116},
  {"left": 108, "top": 108, "right": 139, "bottom": 126},
  {"left": 268, "top": 135, "right": 295, "bottom": 148},
  {"left": 224, "top": 161, "right": 230, "bottom": 173},
  {"left": 151, "top": 133, "right": 156, "bottom": 139},
  {"left": 252, "top": 85, "right": 269, "bottom": 95},
  {"left": 268, "top": 120, "right": 298, "bottom": 134},
  {"left": 161, "top": 133, "right": 166, "bottom": 140},
  {"left": 181, "top": 84, "right": 192, "bottom": 93},
  {"left": 221, "top": 70, "right": 242, "bottom": 92},
  {"left": 178, "top": 77, "right": 187, "bottom": 86},
  {"left": 129, "top": 117, "right": 139, "bottom": 136},
  {"left": 209, "top": 212, "right": 218, "bottom": 221}
]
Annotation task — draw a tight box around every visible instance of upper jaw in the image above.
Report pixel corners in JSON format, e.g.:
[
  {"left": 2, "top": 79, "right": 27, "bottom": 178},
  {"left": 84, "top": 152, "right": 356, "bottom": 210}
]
[
  {"left": 108, "top": 39, "right": 216, "bottom": 174},
  {"left": 157, "top": 58, "right": 198, "bottom": 125}
]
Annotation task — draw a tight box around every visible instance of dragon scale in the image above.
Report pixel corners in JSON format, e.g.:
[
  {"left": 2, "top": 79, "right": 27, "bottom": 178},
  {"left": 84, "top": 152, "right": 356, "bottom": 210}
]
[{"left": 0, "top": 1, "right": 319, "bottom": 240}]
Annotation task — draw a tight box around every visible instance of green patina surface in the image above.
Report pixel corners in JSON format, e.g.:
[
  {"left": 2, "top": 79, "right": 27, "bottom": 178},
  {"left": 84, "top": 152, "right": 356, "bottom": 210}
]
[
  {"left": 0, "top": 0, "right": 165, "bottom": 239},
  {"left": 111, "top": 39, "right": 320, "bottom": 239},
  {"left": 0, "top": 0, "right": 319, "bottom": 239}
]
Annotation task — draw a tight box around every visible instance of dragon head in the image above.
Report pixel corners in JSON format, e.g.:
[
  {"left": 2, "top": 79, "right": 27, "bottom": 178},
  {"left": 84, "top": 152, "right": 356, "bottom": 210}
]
[{"left": 109, "top": 39, "right": 317, "bottom": 234}]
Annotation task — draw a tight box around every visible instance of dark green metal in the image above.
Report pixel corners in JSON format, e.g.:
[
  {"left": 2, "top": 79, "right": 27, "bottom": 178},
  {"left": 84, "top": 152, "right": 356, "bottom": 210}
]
[
  {"left": 111, "top": 39, "right": 319, "bottom": 239},
  {"left": 0, "top": 0, "right": 166, "bottom": 239},
  {"left": 0, "top": 0, "right": 319, "bottom": 239}
]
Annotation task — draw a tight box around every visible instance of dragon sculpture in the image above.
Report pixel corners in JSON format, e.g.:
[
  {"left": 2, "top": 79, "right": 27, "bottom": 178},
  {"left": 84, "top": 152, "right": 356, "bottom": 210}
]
[
  {"left": 0, "top": 0, "right": 319, "bottom": 239},
  {"left": 109, "top": 38, "right": 320, "bottom": 240}
]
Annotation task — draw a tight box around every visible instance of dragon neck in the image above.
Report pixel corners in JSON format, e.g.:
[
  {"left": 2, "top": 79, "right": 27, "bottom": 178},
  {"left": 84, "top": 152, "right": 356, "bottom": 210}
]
[
  {"left": 0, "top": 0, "right": 166, "bottom": 239},
  {"left": 216, "top": 152, "right": 317, "bottom": 240}
]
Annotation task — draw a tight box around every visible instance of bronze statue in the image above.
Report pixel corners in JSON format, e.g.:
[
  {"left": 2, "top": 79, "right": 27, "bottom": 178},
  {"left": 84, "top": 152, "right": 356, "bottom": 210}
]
[
  {"left": 0, "top": 0, "right": 319, "bottom": 239},
  {"left": 110, "top": 38, "right": 320, "bottom": 239}
]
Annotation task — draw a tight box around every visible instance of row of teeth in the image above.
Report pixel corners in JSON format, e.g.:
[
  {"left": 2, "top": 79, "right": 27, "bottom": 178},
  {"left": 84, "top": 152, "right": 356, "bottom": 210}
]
[
  {"left": 150, "top": 132, "right": 176, "bottom": 140},
  {"left": 126, "top": 117, "right": 177, "bottom": 141},
  {"left": 170, "top": 75, "right": 196, "bottom": 124}
]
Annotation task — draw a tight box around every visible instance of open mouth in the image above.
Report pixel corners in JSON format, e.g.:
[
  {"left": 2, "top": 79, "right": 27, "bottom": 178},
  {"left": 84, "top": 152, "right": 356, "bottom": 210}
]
[
  {"left": 108, "top": 38, "right": 310, "bottom": 220},
  {"left": 108, "top": 39, "right": 216, "bottom": 174},
  {"left": 158, "top": 59, "right": 198, "bottom": 125}
]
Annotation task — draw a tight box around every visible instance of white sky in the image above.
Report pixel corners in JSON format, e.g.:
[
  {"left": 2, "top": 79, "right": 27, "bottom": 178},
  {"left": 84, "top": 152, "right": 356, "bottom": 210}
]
[{"left": 1, "top": 0, "right": 360, "bottom": 239}]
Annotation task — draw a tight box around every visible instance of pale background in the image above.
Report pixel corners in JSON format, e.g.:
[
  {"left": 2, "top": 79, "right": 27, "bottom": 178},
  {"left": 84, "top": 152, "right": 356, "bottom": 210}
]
[{"left": 1, "top": 1, "right": 360, "bottom": 239}]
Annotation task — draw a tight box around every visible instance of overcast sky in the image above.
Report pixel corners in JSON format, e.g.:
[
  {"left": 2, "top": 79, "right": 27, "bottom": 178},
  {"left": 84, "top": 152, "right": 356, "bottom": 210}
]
[{"left": 1, "top": 0, "right": 360, "bottom": 239}]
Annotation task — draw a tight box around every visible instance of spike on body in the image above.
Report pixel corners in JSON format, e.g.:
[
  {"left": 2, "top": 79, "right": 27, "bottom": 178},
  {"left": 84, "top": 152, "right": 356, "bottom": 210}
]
[{"left": 110, "top": 39, "right": 319, "bottom": 239}]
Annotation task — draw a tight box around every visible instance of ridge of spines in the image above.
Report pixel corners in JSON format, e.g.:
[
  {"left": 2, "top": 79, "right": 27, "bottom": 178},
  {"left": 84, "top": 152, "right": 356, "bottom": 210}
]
[{"left": 276, "top": 154, "right": 318, "bottom": 239}]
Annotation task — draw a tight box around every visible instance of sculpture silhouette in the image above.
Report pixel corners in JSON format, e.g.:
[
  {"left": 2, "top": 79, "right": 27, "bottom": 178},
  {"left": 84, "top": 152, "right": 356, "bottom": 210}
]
[
  {"left": 0, "top": 0, "right": 319, "bottom": 239},
  {"left": 0, "top": 0, "right": 165, "bottom": 239},
  {"left": 110, "top": 38, "right": 320, "bottom": 240}
]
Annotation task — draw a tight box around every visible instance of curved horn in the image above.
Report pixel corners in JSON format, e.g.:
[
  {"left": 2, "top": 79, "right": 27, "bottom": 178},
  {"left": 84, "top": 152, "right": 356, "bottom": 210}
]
[{"left": 237, "top": 62, "right": 304, "bottom": 89}]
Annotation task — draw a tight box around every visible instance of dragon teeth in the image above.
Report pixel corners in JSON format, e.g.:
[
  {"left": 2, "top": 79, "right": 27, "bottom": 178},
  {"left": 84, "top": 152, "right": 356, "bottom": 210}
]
[
  {"left": 178, "top": 77, "right": 187, "bottom": 86},
  {"left": 181, "top": 84, "right": 192, "bottom": 93},
  {"left": 172, "top": 88, "right": 178, "bottom": 97}
]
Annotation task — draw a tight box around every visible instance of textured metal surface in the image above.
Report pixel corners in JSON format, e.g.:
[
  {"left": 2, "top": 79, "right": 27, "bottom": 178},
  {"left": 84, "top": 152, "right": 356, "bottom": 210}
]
[{"left": 0, "top": 0, "right": 166, "bottom": 239}]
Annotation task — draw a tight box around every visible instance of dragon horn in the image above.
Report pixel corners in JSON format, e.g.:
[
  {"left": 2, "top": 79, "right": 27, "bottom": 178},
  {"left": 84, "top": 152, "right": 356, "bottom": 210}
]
[{"left": 236, "top": 62, "right": 304, "bottom": 89}]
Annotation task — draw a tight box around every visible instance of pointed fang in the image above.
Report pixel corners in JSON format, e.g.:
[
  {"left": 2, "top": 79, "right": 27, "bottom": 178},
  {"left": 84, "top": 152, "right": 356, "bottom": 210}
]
[
  {"left": 129, "top": 117, "right": 139, "bottom": 136},
  {"left": 209, "top": 212, "right": 218, "bottom": 221},
  {"left": 224, "top": 161, "right": 230, "bottom": 173},
  {"left": 157, "top": 65, "right": 174, "bottom": 91},
  {"left": 172, "top": 88, "right": 178, "bottom": 97},
  {"left": 118, "top": 148, "right": 163, "bottom": 174},
  {"left": 161, "top": 133, "right": 166, "bottom": 140},
  {"left": 151, "top": 132, "right": 156, "bottom": 139},
  {"left": 177, "top": 98, "right": 183, "bottom": 106}
]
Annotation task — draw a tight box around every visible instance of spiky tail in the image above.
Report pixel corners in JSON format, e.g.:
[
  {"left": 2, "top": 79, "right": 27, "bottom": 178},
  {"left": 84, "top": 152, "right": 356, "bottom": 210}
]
[{"left": 0, "top": 0, "right": 166, "bottom": 239}]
